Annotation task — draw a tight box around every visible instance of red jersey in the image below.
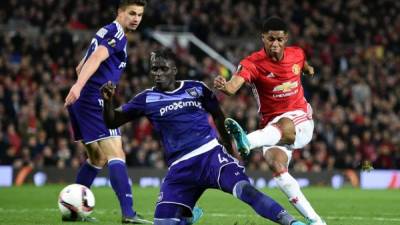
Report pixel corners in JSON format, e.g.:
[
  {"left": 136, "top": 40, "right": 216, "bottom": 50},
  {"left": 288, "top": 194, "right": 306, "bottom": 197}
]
[{"left": 236, "top": 46, "right": 310, "bottom": 126}]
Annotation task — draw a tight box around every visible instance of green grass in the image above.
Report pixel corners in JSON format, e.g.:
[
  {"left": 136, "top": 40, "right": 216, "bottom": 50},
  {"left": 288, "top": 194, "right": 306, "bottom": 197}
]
[{"left": 0, "top": 185, "right": 399, "bottom": 225}]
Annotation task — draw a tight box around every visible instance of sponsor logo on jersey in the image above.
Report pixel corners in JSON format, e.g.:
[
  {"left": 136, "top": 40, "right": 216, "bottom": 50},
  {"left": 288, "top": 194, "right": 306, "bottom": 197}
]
[
  {"left": 292, "top": 64, "right": 301, "bottom": 75},
  {"left": 273, "top": 81, "right": 298, "bottom": 92},
  {"left": 160, "top": 100, "right": 203, "bottom": 116}
]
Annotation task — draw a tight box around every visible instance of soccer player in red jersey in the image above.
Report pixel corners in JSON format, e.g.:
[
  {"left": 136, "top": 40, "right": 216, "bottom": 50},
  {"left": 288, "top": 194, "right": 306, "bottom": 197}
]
[{"left": 214, "top": 17, "right": 326, "bottom": 225}]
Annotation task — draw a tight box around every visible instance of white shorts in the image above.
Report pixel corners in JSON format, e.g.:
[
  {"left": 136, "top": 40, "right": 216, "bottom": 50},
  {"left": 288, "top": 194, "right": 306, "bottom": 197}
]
[{"left": 262, "top": 109, "right": 314, "bottom": 165}]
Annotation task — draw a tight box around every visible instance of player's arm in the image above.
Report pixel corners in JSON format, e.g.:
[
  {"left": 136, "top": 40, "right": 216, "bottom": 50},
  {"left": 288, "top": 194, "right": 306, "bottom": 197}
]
[
  {"left": 303, "top": 61, "right": 315, "bottom": 76},
  {"left": 75, "top": 58, "right": 85, "bottom": 75},
  {"left": 214, "top": 75, "right": 246, "bottom": 96},
  {"left": 202, "top": 83, "right": 234, "bottom": 154},
  {"left": 209, "top": 106, "right": 234, "bottom": 154},
  {"left": 101, "top": 81, "right": 140, "bottom": 129},
  {"left": 65, "top": 46, "right": 109, "bottom": 106}
]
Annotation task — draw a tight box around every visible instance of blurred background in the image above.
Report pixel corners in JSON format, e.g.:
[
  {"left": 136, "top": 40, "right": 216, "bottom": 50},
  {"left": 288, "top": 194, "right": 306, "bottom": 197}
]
[{"left": 0, "top": 0, "right": 399, "bottom": 189}]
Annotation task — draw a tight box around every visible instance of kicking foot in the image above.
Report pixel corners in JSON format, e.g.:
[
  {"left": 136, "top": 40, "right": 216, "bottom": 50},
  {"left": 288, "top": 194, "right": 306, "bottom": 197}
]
[{"left": 224, "top": 118, "right": 251, "bottom": 156}]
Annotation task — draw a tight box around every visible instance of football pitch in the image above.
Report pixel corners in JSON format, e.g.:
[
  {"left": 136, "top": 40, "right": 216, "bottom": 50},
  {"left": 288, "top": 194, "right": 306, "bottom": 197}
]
[{"left": 0, "top": 185, "right": 399, "bottom": 225}]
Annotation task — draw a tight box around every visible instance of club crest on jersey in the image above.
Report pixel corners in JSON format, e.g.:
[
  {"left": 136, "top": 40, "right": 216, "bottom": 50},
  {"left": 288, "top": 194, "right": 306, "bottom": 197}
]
[
  {"left": 107, "top": 38, "right": 116, "bottom": 47},
  {"left": 292, "top": 64, "right": 301, "bottom": 75},
  {"left": 186, "top": 87, "right": 201, "bottom": 97}
]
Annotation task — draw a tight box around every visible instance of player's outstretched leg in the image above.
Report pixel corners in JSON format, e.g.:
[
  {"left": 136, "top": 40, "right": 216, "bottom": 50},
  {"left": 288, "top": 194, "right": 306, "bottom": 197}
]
[
  {"left": 274, "top": 172, "right": 326, "bottom": 225},
  {"left": 233, "top": 180, "right": 305, "bottom": 225},
  {"left": 224, "top": 118, "right": 250, "bottom": 156},
  {"left": 108, "top": 158, "right": 152, "bottom": 224}
]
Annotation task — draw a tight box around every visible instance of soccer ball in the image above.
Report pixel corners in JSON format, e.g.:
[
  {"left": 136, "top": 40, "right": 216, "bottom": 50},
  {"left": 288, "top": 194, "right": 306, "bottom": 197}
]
[{"left": 58, "top": 184, "right": 95, "bottom": 221}]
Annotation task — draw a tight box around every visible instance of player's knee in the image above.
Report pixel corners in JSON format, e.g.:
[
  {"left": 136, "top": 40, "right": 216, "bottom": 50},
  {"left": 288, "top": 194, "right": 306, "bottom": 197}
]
[
  {"left": 233, "top": 180, "right": 265, "bottom": 206},
  {"left": 87, "top": 152, "right": 107, "bottom": 167},
  {"left": 264, "top": 148, "right": 288, "bottom": 173},
  {"left": 233, "top": 180, "right": 258, "bottom": 200},
  {"left": 89, "top": 157, "right": 107, "bottom": 167},
  {"left": 276, "top": 118, "right": 296, "bottom": 144}
]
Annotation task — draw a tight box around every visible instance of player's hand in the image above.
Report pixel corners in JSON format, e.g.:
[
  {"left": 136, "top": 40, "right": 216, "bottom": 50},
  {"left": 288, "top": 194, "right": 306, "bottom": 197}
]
[
  {"left": 303, "top": 63, "right": 315, "bottom": 76},
  {"left": 100, "top": 81, "right": 116, "bottom": 100},
  {"left": 214, "top": 75, "right": 227, "bottom": 90},
  {"left": 64, "top": 83, "right": 83, "bottom": 107}
]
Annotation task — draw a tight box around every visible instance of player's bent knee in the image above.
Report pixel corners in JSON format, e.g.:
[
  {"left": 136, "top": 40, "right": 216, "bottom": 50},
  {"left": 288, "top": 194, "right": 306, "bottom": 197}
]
[
  {"left": 232, "top": 180, "right": 253, "bottom": 199},
  {"left": 89, "top": 157, "right": 107, "bottom": 167},
  {"left": 233, "top": 181, "right": 260, "bottom": 202}
]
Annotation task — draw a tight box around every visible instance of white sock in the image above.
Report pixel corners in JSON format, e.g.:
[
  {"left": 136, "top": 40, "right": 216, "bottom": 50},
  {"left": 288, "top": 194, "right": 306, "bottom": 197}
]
[
  {"left": 274, "top": 172, "right": 320, "bottom": 221},
  {"left": 247, "top": 124, "right": 282, "bottom": 149}
]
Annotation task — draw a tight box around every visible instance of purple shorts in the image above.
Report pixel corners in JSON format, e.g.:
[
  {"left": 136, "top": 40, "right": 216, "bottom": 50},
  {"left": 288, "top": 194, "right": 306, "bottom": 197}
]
[
  {"left": 68, "top": 96, "right": 120, "bottom": 144},
  {"left": 156, "top": 145, "right": 249, "bottom": 211}
]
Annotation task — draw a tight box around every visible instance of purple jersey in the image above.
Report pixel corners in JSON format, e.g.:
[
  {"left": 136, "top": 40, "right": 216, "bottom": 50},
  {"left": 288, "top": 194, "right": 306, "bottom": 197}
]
[
  {"left": 81, "top": 21, "right": 127, "bottom": 96},
  {"left": 121, "top": 80, "right": 219, "bottom": 166}
]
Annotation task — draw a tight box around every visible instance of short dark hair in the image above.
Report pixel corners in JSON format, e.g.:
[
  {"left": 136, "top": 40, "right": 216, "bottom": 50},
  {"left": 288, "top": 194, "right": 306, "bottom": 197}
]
[
  {"left": 150, "top": 48, "right": 178, "bottom": 65},
  {"left": 118, "top": 0, "right": 147, "bottom": 9},
  {"left": 262, "top": 16, "right": 288, "bottom": 33}
]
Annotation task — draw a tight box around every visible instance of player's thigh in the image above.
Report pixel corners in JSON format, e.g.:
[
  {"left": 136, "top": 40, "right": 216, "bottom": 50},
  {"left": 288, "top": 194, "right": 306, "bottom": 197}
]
[
  {"left": 97, "top": 137, "right": 125, "bottom": 159},
  {"left": 71, "top": 97, "right": 121, "bottom": 144},
  {"left": 159, "top": 166, "right": 206, "bottom": 211},
  {"left": 83, "top": 142, "right": 107, "bottom": 166},
  {"left": 292, "top": 119, "right": 314, "bottom": 149}
]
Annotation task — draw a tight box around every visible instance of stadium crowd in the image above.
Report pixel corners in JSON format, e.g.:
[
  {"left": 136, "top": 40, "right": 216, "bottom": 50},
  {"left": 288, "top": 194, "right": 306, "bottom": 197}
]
[{"left": 0, "top": 0, "right": 399, "bottom": 171}]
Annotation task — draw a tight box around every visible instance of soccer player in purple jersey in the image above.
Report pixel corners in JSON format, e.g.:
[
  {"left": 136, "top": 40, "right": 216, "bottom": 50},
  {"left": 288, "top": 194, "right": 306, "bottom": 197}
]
[
  {"left": 101, "top": 48, "right": 307, "bottom": 225},
  {"left": 64, "top": 0, "right": 151, "bottom": 223}
]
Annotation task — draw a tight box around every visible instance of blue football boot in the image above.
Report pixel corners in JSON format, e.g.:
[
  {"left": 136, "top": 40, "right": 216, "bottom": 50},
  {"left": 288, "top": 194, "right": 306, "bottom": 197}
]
[{"left": 224, "top": 118, "right": 251, "bottom": 156}]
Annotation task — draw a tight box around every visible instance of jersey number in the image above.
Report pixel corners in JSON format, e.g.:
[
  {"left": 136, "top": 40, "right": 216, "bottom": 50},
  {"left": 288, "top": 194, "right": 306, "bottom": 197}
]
[
  {"left": 98, "top": 99, "right": 104, "bottom": 107},
  {"left": 218, "top": 154, "right": 228, "bottom": 164}
]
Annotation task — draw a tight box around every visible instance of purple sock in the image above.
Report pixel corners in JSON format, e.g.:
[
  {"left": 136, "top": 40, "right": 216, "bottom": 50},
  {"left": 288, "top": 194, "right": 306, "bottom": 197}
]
[
  {"left": 75, "top": 161, "right": 101, "bottom": 188},
  {"left": 108, "top": 159, "right": 136, "bottom": 217},
  {"left": 236, "top": 181, "right": 285, "bottom": 223}
]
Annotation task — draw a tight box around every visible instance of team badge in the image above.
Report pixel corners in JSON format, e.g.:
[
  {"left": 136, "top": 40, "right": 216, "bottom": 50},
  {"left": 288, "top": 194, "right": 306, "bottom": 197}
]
[
  {"left": 186, "top": 87, "right": 201, "bottom": 97},
  {"left": 292, "top": 64, "right": 301, "bottom": 75},
  {"left": 107, "top": 38, "right": 116, "bottom": 47}
]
